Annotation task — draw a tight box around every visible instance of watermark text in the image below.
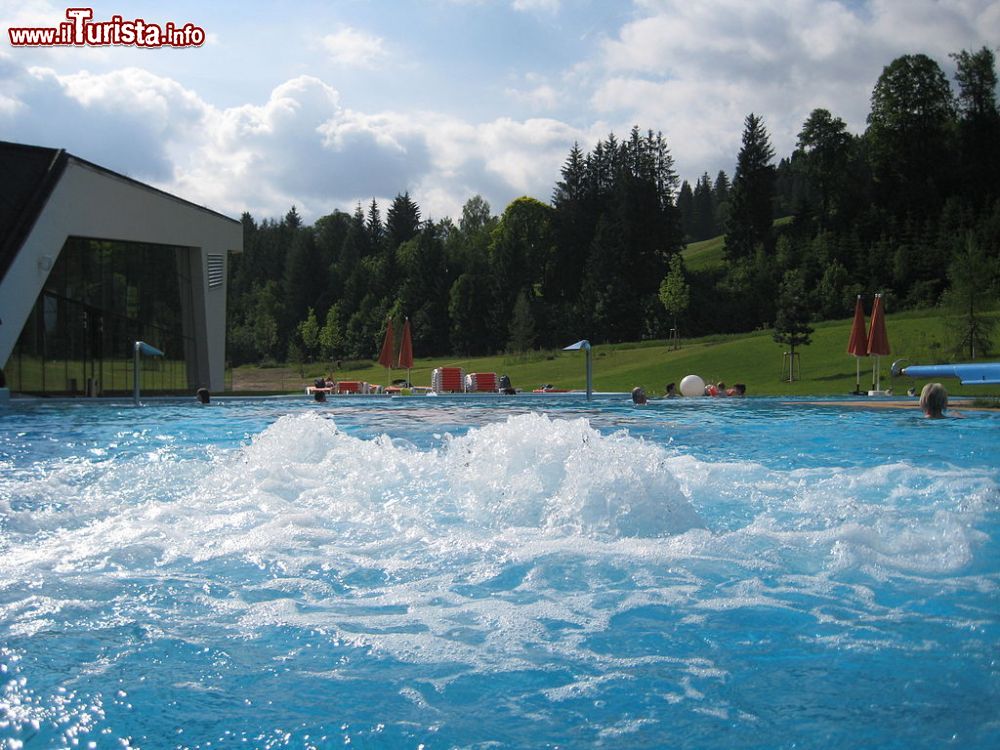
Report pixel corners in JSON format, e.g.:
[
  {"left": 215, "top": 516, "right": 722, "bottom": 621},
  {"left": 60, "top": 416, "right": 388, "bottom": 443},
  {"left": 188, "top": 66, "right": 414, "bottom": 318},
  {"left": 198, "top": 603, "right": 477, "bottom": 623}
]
[{"left": 8, "top": 7, "right": 205, "bottom": 48}]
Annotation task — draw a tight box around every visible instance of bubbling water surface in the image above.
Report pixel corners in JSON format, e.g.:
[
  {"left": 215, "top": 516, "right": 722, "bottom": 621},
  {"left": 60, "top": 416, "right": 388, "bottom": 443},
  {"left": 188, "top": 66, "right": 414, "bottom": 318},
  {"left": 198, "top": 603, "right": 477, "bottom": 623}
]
[{"left": 1, "top": 396, "right": 997, "bottom": 749}]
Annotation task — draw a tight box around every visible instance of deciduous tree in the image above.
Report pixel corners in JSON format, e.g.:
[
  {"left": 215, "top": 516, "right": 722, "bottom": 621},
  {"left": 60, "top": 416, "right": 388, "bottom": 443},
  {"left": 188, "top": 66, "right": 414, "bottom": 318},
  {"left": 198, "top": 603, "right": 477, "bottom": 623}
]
[
  {"left": 945, "top": 233, "right": 997, "bottom": 358},
  {"left": 796, "top": 108, "right": 852, "bottom": 227},
  {"left": 773, "top": 269, "right": 814, "bottom": 381},
  {"left": 866, "top": 54, "right": 956, "bottom": 217},
  {"left": 658, "top": 254, "right": 690, "bottom": 348}
]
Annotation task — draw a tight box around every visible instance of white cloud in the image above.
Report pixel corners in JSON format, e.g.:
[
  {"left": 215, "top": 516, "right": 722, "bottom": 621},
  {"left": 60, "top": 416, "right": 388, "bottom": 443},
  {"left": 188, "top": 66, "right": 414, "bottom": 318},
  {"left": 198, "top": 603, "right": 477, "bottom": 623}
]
[
  {"left": 512, "top": 0, "right": 561, "bottom": 13},
  {"left": 590, "top": 0, "right": 997, "bottom": 182},
  {"left": 0, "top": 51, "right": 588, "bottom": 222},
  {"left": 320, "top": 26, "right": 388, "bottom": 68},
  {"left": 3, "top": 0, "right": 993, "bottom": 220},
  {"left": 505, "top": 82, "right": 561, "bottom": 110},
  {"left": 1, "top": 0, "right": 62, "bottom": 28}
]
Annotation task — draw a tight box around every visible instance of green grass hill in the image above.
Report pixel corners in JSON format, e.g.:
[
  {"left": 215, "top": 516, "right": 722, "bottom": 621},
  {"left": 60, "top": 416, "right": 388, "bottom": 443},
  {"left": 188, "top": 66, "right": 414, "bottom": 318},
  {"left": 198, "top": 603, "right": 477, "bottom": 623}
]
[
  {"left": 681, "top": 218, "right": 793, "bottom": 272},
  {"left": 235, "top": 306, "right": 1000, "bottom": 398},
  {"left": 680, "top": 234, "right": 725, "bottom": 272}
]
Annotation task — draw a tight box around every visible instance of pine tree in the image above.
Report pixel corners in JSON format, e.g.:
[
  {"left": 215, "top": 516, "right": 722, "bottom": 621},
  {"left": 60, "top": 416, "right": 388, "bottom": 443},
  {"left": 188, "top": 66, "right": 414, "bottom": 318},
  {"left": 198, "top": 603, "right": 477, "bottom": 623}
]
[
  {"left": 951, "top": 47, "right": 1000, "bottom": 205},
  {"left": 366, "top": 198, "right": 384, "bottom": 249},
  {"left": 677, "top": 181, "right": 695, "bottom": 240},
  {"left": 448, "top": 272, "right": 492, "bottom": 355},
  {"left": 713, "top": 170, "right": 731, "bottom": 236},
  {"left": 725, "top": 114, "right": 776, "bottom": 261},
  {"left": 551, "top": 144, "right": 596, "bottom": 321},
  {"left": 580, "top": 215, "right": 636, "bottom": 343},
  {"left": 386, "top": 192, "right": 421, "bottom": 251},
  {"left": 692, "top": 173, "right": 715, "bottom": 240},
  {"left": 281, "top": 227, "right": 320, "bottom": 339}
]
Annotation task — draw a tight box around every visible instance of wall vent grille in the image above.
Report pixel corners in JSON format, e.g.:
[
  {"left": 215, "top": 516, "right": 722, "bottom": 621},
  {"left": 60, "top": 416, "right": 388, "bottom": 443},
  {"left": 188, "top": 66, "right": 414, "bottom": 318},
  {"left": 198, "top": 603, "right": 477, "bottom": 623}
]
[{"left": 207, "top": 254, "right": 224, "bottom": 288}]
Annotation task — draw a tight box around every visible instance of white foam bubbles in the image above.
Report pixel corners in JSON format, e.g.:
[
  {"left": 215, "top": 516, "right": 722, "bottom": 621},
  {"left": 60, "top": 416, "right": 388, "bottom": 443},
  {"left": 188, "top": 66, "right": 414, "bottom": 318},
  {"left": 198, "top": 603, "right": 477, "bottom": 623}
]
[
  {"left": 1, "top": 409, "right": 996, "bottom": 684},
  {"left": 443, "top": 412, "right": 704, "bottom": 537}
]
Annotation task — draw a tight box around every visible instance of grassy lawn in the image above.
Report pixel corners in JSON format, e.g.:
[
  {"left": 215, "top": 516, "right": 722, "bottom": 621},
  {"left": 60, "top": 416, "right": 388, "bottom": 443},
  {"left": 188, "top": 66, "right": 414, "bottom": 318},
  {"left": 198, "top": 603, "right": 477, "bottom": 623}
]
[
  {"left": 230, "top": 307, "right": 1000, "bottom": 398},
  {"left": 6, "top": 356, "right": 190, "bottom": 394},
  {"left": 681, "top": 218, "right": 793, "bottom": 272},
  {"left": 681, "top": 234, "right": 725, "bottom": 271}
]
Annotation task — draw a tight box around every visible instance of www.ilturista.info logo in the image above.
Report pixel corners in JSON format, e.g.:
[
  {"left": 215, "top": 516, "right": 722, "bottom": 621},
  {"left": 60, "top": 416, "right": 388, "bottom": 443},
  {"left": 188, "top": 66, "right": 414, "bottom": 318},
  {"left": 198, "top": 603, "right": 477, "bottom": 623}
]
[{"left": 8, "top": 7, "right": 205, "bottom": 48}]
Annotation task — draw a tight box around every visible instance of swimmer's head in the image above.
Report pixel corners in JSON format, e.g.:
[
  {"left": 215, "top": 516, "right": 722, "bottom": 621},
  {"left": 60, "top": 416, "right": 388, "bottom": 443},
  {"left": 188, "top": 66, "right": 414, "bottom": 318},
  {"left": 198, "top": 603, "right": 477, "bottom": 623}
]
[{"left": 919, "top": 382, "right": 947, "bottom": 418}]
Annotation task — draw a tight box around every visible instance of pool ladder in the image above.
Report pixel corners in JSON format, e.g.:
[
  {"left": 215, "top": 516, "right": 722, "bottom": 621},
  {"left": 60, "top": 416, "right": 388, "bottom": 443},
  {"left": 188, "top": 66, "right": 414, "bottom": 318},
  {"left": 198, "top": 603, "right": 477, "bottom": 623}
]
[{"left": 133, "top": 341, "right": 164, "bottom": 405}]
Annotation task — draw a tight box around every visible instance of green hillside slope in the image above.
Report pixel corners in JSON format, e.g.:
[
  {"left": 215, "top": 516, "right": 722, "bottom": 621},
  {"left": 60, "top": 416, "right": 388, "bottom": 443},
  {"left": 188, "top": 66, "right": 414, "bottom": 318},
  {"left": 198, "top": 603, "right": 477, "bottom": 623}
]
[
  {"left": 681, "top": 217, "right": 793, "bottom": 271},
  {"left": 236, "top": 308, "right": 1000, "bottom": 397}
]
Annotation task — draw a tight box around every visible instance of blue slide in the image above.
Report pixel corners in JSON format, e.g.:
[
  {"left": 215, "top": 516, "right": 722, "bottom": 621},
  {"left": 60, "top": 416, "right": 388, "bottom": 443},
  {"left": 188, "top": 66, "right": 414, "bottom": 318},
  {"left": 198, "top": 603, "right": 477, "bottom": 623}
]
[{"left": 895, "top": 362, "right": 1000, "bottom": 385}]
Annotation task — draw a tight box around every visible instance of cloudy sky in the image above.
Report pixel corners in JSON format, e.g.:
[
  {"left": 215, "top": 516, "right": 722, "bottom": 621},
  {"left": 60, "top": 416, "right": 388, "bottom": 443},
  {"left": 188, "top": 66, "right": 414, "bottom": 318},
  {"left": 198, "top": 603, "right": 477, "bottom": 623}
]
[{"left": 2, "top": 0, "right": 995, "bottom": 223}]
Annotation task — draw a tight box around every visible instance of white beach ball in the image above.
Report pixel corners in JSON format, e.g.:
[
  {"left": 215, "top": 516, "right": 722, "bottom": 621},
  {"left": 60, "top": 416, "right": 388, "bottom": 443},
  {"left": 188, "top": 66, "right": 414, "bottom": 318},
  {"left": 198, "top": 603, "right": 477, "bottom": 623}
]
[{"left": 679, "top": 374, "right": 705, "bottom": 397}]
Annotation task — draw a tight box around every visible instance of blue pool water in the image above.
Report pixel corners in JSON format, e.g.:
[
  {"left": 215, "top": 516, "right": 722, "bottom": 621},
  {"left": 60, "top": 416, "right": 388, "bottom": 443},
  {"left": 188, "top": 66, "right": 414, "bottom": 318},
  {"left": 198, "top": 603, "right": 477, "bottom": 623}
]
[{"left": 1, "top": 395, "right": 997, "bottom": 749}]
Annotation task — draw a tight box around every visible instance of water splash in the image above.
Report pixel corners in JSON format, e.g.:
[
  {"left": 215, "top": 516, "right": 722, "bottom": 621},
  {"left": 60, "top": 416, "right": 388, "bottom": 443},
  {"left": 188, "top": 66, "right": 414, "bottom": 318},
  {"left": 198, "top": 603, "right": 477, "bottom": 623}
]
[{"left": 1, "top": 406, "right": 997, "bottom": 748}]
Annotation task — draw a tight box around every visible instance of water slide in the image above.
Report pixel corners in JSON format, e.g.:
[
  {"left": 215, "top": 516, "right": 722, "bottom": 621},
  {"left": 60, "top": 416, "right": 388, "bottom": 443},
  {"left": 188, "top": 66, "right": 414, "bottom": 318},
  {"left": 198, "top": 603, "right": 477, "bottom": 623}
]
[{"left": 892, "top": 361, "right": 1000, "bottom": 385}]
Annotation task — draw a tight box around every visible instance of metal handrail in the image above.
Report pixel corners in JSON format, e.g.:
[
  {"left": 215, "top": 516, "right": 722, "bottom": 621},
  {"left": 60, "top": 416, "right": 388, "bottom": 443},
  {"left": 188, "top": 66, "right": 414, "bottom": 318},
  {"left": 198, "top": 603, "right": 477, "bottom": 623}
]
[
  {"left": 563, "top": 340, "right": 592, "bottom": 400},
  {"left": 133, "top": 341, "right": 164, "bottom": 405}
]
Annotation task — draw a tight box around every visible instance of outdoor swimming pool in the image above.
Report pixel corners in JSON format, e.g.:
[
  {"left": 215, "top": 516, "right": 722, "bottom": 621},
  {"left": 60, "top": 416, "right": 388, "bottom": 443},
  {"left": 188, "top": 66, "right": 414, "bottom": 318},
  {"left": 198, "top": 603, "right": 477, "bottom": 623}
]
[{"left": 1, "top": 395, "right": 997, "bottom": 748}]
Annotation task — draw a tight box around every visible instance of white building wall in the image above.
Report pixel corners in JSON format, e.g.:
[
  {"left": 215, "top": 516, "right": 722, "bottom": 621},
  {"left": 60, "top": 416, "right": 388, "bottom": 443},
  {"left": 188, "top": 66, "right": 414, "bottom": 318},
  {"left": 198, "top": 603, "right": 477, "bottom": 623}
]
[{"left": 0, "top": 158, "right": 241, "bottom": 392}]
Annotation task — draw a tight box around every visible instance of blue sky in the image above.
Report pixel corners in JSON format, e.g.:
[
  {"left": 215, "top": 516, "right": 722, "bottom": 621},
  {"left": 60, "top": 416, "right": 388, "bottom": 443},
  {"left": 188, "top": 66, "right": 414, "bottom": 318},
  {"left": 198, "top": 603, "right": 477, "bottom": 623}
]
[{"left": 2, "top": 1, "right": 996, "bottom": 223}]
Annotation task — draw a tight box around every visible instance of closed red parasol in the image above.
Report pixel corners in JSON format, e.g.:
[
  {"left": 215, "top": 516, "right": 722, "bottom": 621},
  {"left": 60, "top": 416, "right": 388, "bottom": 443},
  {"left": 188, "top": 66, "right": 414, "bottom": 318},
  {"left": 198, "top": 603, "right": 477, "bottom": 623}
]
[
  {"left": 846, "top": 295, "right": 868, "bottom": 394},
  {"left": 866, "top": 293, "right": 890, "bottom": 392},
  {"left": 377, "top": 317, "right": 394, "bottom": 386},
  {"left": 397, "top": 317, "right": 413, "bottom": 384}
]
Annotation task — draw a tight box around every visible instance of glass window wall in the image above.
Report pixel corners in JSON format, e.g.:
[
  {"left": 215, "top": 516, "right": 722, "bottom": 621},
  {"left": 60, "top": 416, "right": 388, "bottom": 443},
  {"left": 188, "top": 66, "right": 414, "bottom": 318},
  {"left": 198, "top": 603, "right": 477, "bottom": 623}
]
[{"left": 4, "top": 237, "right": 195, "bottom": 395}]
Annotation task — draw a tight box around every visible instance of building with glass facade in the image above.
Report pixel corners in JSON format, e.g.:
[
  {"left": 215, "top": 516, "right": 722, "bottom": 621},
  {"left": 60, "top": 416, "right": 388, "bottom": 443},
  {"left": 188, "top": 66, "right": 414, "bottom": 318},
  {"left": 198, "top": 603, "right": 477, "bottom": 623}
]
[{"left": 0, "top": 141, "right": 242, "bottom": 397}]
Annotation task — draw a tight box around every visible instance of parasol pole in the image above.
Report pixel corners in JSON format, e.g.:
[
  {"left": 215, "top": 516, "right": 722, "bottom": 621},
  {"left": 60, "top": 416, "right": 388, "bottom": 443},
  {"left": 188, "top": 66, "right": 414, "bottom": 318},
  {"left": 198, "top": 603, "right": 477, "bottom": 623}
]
[
  {"left": 846, "top": 294, "right": 869, "bottom": 395},
  {"left": 377, "top": 316, "right": 394, "bottom": 393}
]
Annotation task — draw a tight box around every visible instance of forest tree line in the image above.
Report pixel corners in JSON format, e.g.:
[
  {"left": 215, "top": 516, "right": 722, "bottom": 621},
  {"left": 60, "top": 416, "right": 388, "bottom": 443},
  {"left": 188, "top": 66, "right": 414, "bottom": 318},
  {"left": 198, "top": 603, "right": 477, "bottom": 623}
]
[{"left": 227, "top": 47, "right": 1000, "bottom": 367}]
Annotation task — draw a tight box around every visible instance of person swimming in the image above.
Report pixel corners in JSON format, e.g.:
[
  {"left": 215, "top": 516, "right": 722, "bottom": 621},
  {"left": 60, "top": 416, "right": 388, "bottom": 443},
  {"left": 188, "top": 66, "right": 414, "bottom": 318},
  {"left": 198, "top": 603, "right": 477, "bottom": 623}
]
[
  {"left": 313, "top": 377, "right": 327, "bottom": 402},
  {"left": 631, "top": 386, "right": 648, "bottom": 405},
  {"left": 919, "top": 382, "right": 952, "bottom": 418}
]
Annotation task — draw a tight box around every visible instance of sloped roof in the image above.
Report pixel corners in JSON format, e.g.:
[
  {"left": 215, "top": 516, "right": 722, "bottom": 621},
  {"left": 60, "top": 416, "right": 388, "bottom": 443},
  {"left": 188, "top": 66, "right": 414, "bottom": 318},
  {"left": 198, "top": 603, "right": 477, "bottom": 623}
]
[
  {"left": 0, "top": 141, "right": 68, "bottom": 284},
  {"left": 0, "top": 139, "right": 242, "bottom": 285}
]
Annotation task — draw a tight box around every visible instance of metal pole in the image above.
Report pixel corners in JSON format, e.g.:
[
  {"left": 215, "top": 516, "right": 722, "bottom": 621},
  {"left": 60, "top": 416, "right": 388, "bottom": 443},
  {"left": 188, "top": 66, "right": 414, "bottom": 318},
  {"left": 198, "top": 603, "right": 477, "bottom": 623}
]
[
  {"left": 563, "top": 339, "right": 592, "bottom": 401},
  {"left": 133, "top": 342, "right": 141, "bottom": 405},
  {"left": 133, "top": 341, "right": 165, "bottom": 406}
]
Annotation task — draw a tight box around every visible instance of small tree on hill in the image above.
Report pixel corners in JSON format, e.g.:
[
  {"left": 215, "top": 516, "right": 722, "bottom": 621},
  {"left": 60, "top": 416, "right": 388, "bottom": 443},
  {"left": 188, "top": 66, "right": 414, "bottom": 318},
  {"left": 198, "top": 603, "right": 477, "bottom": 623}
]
[
  {"left": 287, "top": 338, "right": 305, "bottom": 377},
  {"left": 319, "top": 304, "right": 346, "bottom": 365},
  {"left": 507, "top": 291, "right": 537, "bottom": 354},
  {"left": 658, "top": 254, "right": 690, "bottom": 349},
  {"left": 773, "top": 269, "right": 814, "bottom": 381},
  {"left": 297, "top": 307, "right": 321, "bottom": 362},
  {"left": 945, "top": 232, "right": 996, "bottom": 358}
]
